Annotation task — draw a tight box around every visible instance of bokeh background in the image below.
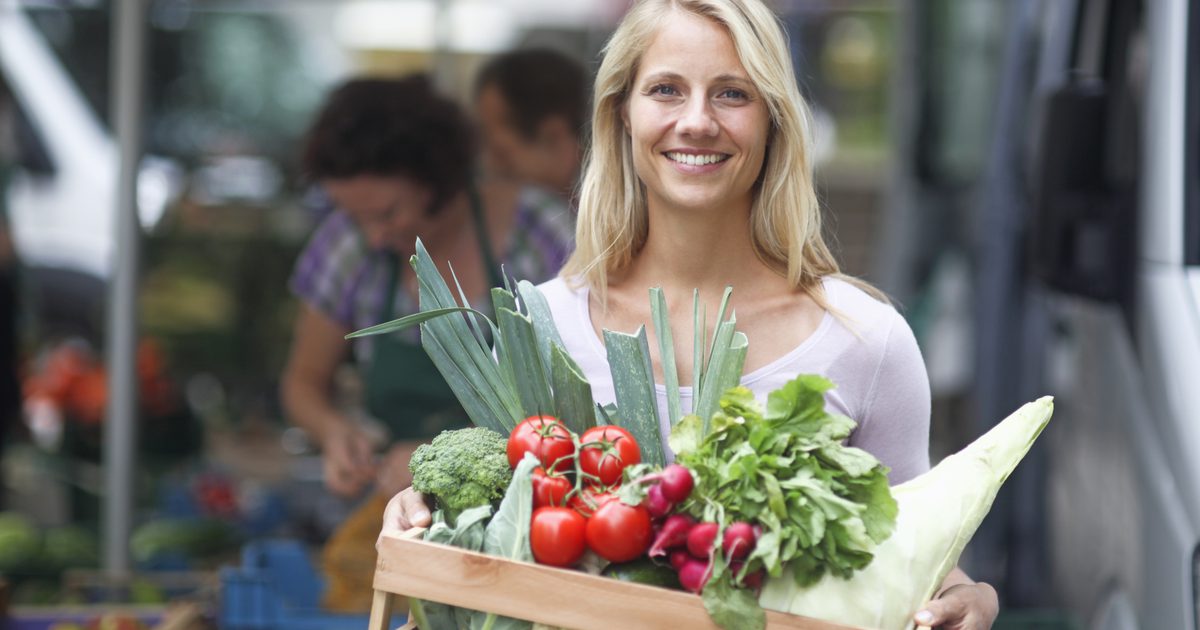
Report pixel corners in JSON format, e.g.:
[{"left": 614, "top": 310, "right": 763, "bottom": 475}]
[{"left": 1, "top": 0, "right": 1190, "bottom": 628}]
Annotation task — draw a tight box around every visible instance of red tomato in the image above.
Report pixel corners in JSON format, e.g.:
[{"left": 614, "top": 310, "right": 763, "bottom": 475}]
[
  {"left": 585, "top": 500, "right": 653, "bottom": 563},
  {"left": 531, "top": 467, "right": 572, "bottom": 508},
  {"left": 507, "top": 415, "right": 575, "bottom": 472},
  {"left": 578, "top": 426, "right": 641, "bottom": 486},
  {"left": 530, "top": 507, "right": 587, "bottom": 567},
  {"left": 568, "top": 485, "right": 616, "bottom": 518}
]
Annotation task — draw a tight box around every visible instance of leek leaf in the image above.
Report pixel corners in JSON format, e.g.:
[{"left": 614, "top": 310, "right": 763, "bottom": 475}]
[
  {"left": 550, "top": 343, "right": 596, "bottom": 435},
  {"left": 649, "top": 288, "right": 682, "bottom": 427},
  {"left": 603, "top": 326, "right": 665, "bottom": 466}
]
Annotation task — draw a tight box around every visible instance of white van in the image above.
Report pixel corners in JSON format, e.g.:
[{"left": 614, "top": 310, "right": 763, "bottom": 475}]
[
  {"left": 0, "top": 2, "right": 136, "bottom": 338},
  {"left": 883, "top": 0, "right": 1197, "bottom": 626},
  {"left": 970, "top": 0, "right": 1198, "bottom": 627},
  {"left": 0, "top": 0, "right": 338, "bottom": 339},
  {"left": 1035, "top": 0, "right": 1200, "bottom": 626}
]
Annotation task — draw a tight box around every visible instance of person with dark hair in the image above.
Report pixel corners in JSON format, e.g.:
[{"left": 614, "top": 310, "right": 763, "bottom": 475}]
[
  {"left": 474, "top": 48, "right": 589, "bottom": 203},
  {"left": 282, "top": 76, "right": 574, "bottom": 500}
]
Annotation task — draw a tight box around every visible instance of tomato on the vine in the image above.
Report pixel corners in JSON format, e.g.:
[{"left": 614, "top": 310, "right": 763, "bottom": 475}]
[
  {"left": 585, "top": 500, "right": 653, "bottom": 563},
  {"left": 568, "top": 484, "right": 616, "bottom": 518},
  {"left": 578, "top": 425, "right": 641, "bottom": 486},
  {"left": 507, "top": 415, "right": 575, "bottom": 472},
  {"left": 530, "top": 507, "right": 587, "bottom": 567},
  {"left": 532, "top": 467, "right": 572, "bottom": 508}
]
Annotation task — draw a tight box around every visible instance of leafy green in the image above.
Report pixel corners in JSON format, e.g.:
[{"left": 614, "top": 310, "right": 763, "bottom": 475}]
[
  {"left": 471, "top": 454, "right": 538, "bottom": 630},
  {"left": 702, "top": 564, "right": 766, "bottom": 630},
  {"left": 410, "top": 505, "right": 494, "bottom": 630},
  {"left": 672, "top": 376, "right": 898, "bottom": 588}
]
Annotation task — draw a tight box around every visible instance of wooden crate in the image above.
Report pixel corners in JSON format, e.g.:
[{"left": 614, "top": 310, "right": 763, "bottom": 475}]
[{"left": 368, "top": 528, "right": 865, "bottom": 630}]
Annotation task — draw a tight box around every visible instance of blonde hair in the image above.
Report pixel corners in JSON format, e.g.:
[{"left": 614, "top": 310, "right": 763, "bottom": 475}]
[{"left": 562, "top": 0, "right": 885, "bottom": 307}]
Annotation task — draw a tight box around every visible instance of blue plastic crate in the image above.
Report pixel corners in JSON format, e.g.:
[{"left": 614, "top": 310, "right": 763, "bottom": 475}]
[{"left": 220, "top": 539, "right": 396, "bottom": 630}]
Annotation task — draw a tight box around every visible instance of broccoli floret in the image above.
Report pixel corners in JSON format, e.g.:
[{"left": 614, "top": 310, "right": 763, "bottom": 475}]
[{"left": 410, "top": 427, "right": 512, "bottom": 519}]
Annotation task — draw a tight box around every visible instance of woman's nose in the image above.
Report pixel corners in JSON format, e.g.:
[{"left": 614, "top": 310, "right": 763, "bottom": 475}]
[{"left": 676, "top": 97, "right": 719, "bottom": 137}]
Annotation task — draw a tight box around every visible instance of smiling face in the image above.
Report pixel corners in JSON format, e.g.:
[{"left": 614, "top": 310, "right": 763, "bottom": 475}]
[
  {"left": 323, "top": 175, "right": 437, "bottom": 256},
  {"left": 624, "top": 8, "right": 771, "bottom": 218}
]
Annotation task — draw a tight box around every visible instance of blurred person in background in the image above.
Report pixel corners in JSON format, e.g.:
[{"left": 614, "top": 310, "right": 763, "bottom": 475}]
[
  {"left": 285, "top": 76, "right": 574, "bottom": 610},
  {"left": 474, "top": 48, "right": 589, "bottom": 204},
  {"left": 282, "top": 75, "right": 574, "bottom": 503}
]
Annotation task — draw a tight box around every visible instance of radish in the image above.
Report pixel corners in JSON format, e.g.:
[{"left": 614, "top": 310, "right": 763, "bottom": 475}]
[
  {"left": 658, "top": 464, "right": 694, "bottom": 503},
  {"left": 686, "top": 522, "right": 719, "bottom": 558},
  {"left": 722, "top": 521, "right": 757, "bottom": 561},
  {"left": 730, "top": 561, "right": 764, "bottom": 589},
  {"left": 649, "top": 514, "right": 695, "bottom": 557},
  {"left": 668, "top": 549, "right": 692, "bottom": 571},
  {"left": 644, "top": 483, "right": 673, "bottom": 519},
  {"left": 677, "top": 558, "right": 712, "bottom": 593}
]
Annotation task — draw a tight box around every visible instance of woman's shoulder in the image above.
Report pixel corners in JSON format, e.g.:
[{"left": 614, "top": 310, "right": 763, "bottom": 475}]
[
  {"left": 535, "top": 276, "right": 586, "bottom": 308},
  {"left": 822, "top": 276, "right": 904, "bottom": 335},
  {"left": 535, "top": 276, "right": 597, "bottom": 345}
]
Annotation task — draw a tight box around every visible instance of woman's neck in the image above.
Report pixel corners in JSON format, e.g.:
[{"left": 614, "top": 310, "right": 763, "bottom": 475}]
[{"left": 620, "top": 195, "right": 777, "bottom": 298}]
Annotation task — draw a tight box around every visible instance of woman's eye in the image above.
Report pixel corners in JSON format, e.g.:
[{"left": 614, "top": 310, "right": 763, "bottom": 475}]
[
  {"left": 648, "top": 84, "right": 679, "bottom": 97},
  {"left": 719, "top": 88, "right": 749, "bottom": 100}
]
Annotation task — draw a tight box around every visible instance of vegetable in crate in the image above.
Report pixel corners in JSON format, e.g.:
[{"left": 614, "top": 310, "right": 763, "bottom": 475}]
[
  {"left": 759, "top": 397, "right": 1054, "bottom": 629},
  {"left": 657, "top": 376, "right": 897, "bottom": 630},
  {"left": 507, "top": 415, "right": 576, "bottom": 472},
  {"left": 409, "top": 427, "right": 513, "bottom": 521},
  {"left": 669, "top": 376, "right": 898, "bottom": 586}
]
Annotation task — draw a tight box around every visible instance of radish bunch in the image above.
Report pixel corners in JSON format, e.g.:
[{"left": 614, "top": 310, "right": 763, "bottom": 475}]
[
  {"left": 626, "top": 463, "right": 767, "bottom": 594},
  {"left": 650, "top": 517, "right": 765, "bottom": 593}
]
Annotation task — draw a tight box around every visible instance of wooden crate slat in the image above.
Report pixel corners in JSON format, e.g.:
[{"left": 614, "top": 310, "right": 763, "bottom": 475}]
[{"left": 373, "top": 532, "right": 867, "bottom": 630}]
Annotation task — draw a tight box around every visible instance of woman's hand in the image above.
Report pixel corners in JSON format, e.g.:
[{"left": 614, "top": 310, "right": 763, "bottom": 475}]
[
  {"left": 322, "top": 424, "right": 378, "bottom": 497},
  {"left": 913, "top": 582, "right": 999, "bottom": 630},
  {"left": 377, "top": 487, "right": 434, "bottom": 548}
]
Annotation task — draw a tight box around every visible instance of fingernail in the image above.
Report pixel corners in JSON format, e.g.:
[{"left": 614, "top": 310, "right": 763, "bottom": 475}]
[
  {"left": 915, "top": 611, "right": 934, "bottom": 625},
  {"left": 413, "top": 510, "right": 430, "bottom": 523}
]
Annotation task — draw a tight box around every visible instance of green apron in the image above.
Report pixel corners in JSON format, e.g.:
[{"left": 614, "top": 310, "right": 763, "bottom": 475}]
[{"left": 363, "top": 187, "right": 503, "bottom": 441}]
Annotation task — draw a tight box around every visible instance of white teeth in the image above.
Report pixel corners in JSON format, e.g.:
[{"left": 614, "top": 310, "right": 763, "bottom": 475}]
[{"left": 666, "top": 152, "right": 727, "bottom": 166}]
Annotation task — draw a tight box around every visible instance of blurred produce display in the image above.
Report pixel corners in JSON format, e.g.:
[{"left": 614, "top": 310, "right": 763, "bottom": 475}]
[{"left": 21, "top": 337, "right": 200, "bottom": 464}]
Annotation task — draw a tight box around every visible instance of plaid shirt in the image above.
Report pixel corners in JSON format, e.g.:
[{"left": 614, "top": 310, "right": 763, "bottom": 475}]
[{"left": 290, "top": 186, "right": 575, "bottom": 362}]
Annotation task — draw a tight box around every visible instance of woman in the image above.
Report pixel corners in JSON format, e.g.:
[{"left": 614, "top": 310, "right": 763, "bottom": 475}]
[
  {"left": 383, "top": 2, "right": 998, "bottom": 627},
  {"left": 283, "top": 76, "right": 574, "bottom": 500}
]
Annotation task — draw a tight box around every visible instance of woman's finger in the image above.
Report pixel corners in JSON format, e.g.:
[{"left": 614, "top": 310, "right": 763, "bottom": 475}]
[
  {"left": 913, "top": 583, "right": 997, "bottom": 630},
  {"left": 401, "top": 488, "right": 432, "bottom": 528},
  {"left": 377, "top": 487, "right": 432, "bottom": 550}
]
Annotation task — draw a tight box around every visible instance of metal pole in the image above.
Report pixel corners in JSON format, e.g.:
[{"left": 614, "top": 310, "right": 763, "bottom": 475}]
[
  {"left": 104, "top": 0, "right": 146, "bottom": 578},
  {"left": 432, "top": 0, "right": 455, "bottom": 93}
]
